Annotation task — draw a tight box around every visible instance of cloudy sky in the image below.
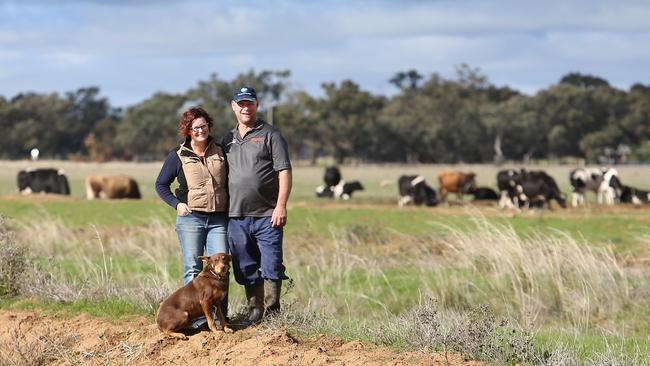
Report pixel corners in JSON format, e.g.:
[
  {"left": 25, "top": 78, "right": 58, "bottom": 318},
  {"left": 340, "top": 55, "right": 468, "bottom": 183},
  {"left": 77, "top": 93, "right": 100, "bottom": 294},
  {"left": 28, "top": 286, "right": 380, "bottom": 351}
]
[{"left": 1, "top": 0, "right": 649, "bottom": 108}]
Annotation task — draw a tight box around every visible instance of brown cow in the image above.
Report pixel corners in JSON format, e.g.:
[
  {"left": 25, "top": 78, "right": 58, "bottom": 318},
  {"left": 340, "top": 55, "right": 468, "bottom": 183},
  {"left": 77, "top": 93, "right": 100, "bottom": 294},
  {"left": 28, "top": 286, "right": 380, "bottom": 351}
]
[
  {"left": 85, "top": 175, "right": 141, "bottom": 199},
  {"left": 437, "top": 171, "right": 476, "bottom": 202}
]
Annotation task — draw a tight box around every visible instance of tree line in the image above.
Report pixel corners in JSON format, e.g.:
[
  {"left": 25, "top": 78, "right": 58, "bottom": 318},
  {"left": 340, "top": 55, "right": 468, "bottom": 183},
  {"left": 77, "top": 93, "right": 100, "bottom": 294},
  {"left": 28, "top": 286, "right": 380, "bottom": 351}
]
[{"left": 1, "top": 65, "right": 650, "bottom": 164}]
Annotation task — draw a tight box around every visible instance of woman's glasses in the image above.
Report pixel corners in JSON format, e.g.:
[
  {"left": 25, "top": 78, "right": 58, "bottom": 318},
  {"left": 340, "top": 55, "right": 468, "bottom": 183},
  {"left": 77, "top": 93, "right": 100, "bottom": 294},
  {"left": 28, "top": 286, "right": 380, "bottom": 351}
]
[{"left": 191, "top": 124, "right": 209, "bottom": 132}]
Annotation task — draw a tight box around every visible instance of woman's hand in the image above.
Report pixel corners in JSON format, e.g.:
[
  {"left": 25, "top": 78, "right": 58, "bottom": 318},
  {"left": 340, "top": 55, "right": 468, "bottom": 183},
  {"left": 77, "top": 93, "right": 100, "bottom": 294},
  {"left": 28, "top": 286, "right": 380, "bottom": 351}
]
[{"left": 176, "top": 203, "right": 192, "bottom": 216}]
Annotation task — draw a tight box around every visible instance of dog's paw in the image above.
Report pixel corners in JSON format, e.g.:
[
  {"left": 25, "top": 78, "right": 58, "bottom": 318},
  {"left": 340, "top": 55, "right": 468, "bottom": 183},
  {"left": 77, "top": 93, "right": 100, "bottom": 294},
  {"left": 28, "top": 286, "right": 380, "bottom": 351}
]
[{"left": 223, "top": 326, "right": 234, "bottom": 333}]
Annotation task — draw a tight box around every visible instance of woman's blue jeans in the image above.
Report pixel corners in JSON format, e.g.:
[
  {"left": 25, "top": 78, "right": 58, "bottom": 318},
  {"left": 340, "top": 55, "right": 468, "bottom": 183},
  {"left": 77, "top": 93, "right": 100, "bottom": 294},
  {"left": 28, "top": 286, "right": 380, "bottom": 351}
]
[
  {"left": 175, "top": 211, "right": 229, "bottom": 284},
  {"left": 176, "top": 211, "right": 230, "bottom": 324}
]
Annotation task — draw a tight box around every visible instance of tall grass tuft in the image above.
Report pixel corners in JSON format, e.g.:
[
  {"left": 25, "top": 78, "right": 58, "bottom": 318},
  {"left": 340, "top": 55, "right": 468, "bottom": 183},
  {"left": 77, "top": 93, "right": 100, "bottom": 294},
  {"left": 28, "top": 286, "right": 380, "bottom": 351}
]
[
  {"left": 435, "top": 215, "right": 632, "bottom": 329},
  {"left": 282, "top": 215, "right": 642, "bottom": 332},
  {"left": 9, "top": 214, "right": 182, "bottom": 312},
  {"left": 0, "top": 215, "right": 27, "bottom": 297}
]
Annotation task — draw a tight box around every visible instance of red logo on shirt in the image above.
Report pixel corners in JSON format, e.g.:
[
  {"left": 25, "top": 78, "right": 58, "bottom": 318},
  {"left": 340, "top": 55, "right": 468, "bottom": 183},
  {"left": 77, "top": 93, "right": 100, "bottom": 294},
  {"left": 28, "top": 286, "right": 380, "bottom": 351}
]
[{"left": 250, "top": 137, "right": 264, "bottom": 143}]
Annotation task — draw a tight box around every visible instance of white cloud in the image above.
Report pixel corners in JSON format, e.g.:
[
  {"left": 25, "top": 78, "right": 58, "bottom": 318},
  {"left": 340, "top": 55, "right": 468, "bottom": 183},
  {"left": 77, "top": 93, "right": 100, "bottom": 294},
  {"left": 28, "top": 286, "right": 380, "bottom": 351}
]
[{"left": 1, "top": 0, "right": 650, "bottom": 106}]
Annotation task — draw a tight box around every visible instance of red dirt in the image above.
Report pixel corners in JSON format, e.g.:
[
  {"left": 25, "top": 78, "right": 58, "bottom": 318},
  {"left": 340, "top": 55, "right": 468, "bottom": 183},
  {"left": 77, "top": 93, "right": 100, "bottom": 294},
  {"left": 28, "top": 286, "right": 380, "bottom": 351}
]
[{"left": 0, "top": 309, "right": 489, "bottom": 365}]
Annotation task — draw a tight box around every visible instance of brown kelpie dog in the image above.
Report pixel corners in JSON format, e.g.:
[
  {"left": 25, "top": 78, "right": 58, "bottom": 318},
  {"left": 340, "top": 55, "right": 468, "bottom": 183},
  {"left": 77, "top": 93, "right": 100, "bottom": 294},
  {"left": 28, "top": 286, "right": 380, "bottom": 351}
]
[{"left": 157, "top": 253, "right": 233, "bottom": 339}]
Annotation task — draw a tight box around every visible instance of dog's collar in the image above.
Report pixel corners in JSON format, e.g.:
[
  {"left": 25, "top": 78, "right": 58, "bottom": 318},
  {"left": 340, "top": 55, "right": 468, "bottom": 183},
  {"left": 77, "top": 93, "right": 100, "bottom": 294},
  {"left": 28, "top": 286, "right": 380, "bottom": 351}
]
[{"left": 209, "top": 269, "right": 228, "bottom": 280}]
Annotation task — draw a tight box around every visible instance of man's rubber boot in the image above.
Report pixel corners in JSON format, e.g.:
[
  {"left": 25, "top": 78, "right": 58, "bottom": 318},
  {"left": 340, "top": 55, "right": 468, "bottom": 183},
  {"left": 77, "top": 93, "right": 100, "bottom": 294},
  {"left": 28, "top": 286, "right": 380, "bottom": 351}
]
[
  {"left": 241, "top": 282, "right": 264, "bottom": 327},
  {"left": 264, "top": 279, "right": 282, "bottom": 317}
]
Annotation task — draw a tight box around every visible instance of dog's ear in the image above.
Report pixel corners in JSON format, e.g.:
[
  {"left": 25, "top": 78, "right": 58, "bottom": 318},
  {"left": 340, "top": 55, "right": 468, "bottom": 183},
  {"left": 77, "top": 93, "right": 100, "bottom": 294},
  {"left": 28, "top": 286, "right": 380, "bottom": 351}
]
[{"left": 197, "top": 255, "right": 209, "bottom": 261}]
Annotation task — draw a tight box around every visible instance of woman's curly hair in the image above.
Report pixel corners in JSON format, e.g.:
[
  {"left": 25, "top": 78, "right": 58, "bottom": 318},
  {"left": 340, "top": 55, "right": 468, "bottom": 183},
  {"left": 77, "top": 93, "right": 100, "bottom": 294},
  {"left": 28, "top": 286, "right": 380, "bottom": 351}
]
[{"left": 178, "top": 106, "right": 214, "bottom": 136}]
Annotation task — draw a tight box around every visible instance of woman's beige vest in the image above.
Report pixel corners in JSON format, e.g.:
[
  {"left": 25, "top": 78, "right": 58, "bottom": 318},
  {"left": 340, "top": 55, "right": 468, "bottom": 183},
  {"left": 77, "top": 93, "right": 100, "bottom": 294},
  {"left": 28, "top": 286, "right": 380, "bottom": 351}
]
[{"left": 176, "top": 140, "right": 227, "bottom": 212}]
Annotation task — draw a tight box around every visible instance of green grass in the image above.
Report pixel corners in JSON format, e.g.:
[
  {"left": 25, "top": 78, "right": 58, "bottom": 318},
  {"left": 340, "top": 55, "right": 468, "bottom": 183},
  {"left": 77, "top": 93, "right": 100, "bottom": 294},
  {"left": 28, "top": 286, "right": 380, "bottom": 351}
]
[
  {"left": 0, "top": 198, "right": 173, "bottom": 226},
  {"left": 3, "top": 198, "right": 650, "bottom": 253},
  {"left": 49, "top": 256, "right": 182, "bottom": 281},
  {"left": 536, "top": 331, "right": 650, "bottom": 362}
]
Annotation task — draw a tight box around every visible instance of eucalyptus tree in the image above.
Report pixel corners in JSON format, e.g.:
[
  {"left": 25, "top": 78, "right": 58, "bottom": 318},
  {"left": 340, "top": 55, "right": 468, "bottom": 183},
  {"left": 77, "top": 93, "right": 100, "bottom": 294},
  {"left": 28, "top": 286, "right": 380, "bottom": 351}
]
[
  {"left": 560, "top": 72, "right": 610, "bottom": 88},
  {"left": 115, "top": 92, "right": 187, "bottom": 160},
  {"left": 311, "top": 80, "right": 386, "bottom": 163},
  {"left": 185, "top": 69, "right": 291, "bottom": 138},
  {"left": 2, "top": 92, "right": 76, "bottom": 159},
  {"left": 272, "top": 90, "right": 319, "bottom": 163}
]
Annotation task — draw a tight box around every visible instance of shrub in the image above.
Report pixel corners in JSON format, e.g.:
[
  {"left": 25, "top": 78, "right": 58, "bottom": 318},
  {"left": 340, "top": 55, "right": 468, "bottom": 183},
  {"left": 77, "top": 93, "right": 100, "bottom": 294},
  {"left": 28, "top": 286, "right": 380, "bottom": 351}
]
[{"left": 0, "top": 216, "right": 26, "bottom": 298}]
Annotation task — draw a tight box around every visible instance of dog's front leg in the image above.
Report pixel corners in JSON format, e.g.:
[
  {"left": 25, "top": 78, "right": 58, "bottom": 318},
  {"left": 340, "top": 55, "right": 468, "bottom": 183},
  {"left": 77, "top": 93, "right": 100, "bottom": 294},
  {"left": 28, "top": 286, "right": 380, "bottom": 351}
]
[
  {"left": 200, "top": 300, "right": 219, "bottom": 335},
  {"left": 214, "top": 304, "right": 234, "bottom": 333}
]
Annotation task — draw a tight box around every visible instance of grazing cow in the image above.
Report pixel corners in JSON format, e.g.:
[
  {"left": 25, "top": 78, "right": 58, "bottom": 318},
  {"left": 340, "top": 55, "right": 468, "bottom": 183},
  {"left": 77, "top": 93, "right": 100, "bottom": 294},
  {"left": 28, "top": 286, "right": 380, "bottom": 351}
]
[
  {"left": 517, "top": 170, "right": 567, "bottom": 209},
  {"left": 398, "top": 175, "right": 438, "bottom": 207},
  {"left": 85, "top": 175, "right": 141, "bottom": 199},
  {"left": 315, "top": 185, "right": 334, "bottom": 198},
  {"left": 569, "top": 167, "right": 623, "bottom": 207},
  {"left": 315, "top": 180, "right": 364, "bottom": 200},
  {"left": 496, "top": 169, "right": 524, "bottom": 209},
  {"left": 315, "top": 166, "right": 363, "bottom": 200},
  {"left": 469, "top": 186, "right": 499, "bottom": 201},
  {"left": 334, "top": 180, "right": 364, "bottom": 200},
  {"left": 437, "top": 171, "right": 476, "bottom": 201},
  {"left": 619, "top": 185, "right": 650, "bottom": 205},
  {"left": 323, "top": 166, "right": 342, "bottom": 187},
  {"left": 17, "top": 168, "right": 70, "bottom": 195}
]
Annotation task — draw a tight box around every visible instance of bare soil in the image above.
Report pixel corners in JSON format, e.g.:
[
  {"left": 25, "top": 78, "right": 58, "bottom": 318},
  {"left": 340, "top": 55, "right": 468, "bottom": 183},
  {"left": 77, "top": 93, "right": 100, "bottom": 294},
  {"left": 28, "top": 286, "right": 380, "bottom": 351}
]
[{"left": 0, "top": 309, "right": 489, "bottom": 365}]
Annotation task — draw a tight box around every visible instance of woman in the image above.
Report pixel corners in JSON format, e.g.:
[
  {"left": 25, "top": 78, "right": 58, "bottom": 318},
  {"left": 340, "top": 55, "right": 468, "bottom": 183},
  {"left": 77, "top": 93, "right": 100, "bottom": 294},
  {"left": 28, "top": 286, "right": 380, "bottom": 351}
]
[{"left": 155, "top": 106, "right": 229, "bottom": 322}]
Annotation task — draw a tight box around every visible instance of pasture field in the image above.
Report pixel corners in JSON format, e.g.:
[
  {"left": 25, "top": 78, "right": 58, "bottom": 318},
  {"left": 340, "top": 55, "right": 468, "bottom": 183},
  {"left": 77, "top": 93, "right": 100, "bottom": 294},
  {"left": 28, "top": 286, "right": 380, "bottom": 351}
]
[
  {"left": 1, "top": 160, "right": 650, "bottom": 364},
  {"left": 3, "top": 159, "right": 650, "bottom": 201}
]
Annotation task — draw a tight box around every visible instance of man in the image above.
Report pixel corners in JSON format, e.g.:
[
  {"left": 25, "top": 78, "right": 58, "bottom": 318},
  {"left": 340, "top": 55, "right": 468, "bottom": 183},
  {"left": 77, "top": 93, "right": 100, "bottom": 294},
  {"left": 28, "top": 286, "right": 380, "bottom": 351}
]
[{"left": 222, "top": 86, "right": 292, "bottom": 325}]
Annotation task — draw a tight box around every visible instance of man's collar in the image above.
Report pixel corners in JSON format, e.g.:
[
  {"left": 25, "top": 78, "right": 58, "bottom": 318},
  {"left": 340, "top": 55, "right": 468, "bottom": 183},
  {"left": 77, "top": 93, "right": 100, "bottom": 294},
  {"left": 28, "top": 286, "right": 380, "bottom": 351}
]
[{"left": 232, "top": 119, "right": 264, "bottom": 133}]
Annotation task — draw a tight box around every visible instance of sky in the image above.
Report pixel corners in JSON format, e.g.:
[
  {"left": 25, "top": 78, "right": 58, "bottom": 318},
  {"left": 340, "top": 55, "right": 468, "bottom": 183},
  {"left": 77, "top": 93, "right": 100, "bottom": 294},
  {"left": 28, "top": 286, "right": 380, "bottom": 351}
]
[{"left": 1, "top": 0, "right": 649, "bottom": 108}]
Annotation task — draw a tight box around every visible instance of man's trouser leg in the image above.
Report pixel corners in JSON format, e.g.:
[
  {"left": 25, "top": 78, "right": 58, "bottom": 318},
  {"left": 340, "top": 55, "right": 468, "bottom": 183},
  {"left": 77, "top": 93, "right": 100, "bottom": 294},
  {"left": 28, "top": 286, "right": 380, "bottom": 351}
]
[{"left": 229, "top": 217, "right": 264, "bottom": 326}]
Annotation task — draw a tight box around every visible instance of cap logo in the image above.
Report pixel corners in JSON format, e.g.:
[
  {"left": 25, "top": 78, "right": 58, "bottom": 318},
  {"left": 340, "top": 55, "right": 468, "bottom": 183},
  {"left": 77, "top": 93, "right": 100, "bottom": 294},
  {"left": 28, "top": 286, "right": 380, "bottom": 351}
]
[{"left": 241, "top": 88, "right": 248, "bottom": 92}]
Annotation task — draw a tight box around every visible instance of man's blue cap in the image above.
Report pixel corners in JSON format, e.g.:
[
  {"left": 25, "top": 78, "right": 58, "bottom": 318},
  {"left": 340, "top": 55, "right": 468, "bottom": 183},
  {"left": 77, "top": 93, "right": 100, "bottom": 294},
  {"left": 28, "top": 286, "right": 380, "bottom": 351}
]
[{"left": 233, "top": 86, "right": 257, "bottom": 103}]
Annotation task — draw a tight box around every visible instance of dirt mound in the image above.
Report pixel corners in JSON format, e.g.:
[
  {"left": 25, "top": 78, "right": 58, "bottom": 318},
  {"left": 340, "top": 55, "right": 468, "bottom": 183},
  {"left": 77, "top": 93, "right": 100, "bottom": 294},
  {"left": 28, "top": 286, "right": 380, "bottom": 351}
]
[{"left": 0, "top": 309, "right": 488, "bottom": 365}]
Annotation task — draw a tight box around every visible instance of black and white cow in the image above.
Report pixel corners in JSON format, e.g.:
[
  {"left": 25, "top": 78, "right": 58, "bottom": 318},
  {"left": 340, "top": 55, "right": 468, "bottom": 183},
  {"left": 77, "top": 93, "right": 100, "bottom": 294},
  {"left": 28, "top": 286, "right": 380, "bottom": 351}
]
[
  {"left": 496, "top": 169, "right": 524, "bottom": 209},
  {"left": 469, "top": 186, "right": 499, "bottom": 201},
  {"left": 315, "top": 180, "right": 364, "bottom": 200},
  {"left": 315, "top": 185, "right": 334, "bottom": 198},
  {"left": 619, "top": 185, "right": 650, "bottom": 205},
  {"left": 398, "top": 175, "right": 438, "bottom": 207},
  {"left": 517, "top": 170, "right": 567, "bottom": 209},
  {"left": 314, "top": 166, "right": 363, "bottom": 200},
  {"left": 323, "top": 166, "right": 342, "bottom": 187},
  {"left": 17, "top": 168, "right": 70, "bottom": 195},
  {"left": 569, "top": 167, "right": 623, "bottom": 207}
]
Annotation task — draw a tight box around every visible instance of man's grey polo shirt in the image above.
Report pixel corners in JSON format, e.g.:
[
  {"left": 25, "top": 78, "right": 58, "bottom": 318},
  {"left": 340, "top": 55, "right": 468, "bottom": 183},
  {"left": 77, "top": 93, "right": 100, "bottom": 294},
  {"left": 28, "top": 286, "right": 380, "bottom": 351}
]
[{"left": 222, "top": 120, "right": 291, "bottom": 217}]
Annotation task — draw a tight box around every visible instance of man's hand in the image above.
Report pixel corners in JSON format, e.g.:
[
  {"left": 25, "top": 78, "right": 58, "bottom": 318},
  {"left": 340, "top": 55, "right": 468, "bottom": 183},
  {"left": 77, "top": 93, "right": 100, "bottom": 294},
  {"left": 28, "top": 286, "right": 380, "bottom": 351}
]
[
  {"left": 176, "top": 202, "right": 192, "bottom": 216},
  {"left": 272, "top": 169, "right": 292, "bottom": 228},
  {"left": 271, "top": 205, "right": 287, "bottom": 227}
]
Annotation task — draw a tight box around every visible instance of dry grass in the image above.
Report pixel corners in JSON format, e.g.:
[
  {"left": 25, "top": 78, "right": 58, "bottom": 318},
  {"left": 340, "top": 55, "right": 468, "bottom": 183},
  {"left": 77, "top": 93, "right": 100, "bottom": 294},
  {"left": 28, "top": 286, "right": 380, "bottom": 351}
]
[
  {"left": 2, "top": 212, "right": 649, "bottom": 364},
  {"left": 0, "top": 323, "right": 82, "bottom": 366},
  {"left": 280, "top": 213, "right": 645, "bottom": 333},
  {"left": 3, "top": 211, "right": 646, "bottom": 331},
  {"left": 433, "top": 214, "right": 633, "bottom": 328},
  {"left": 0, "top": 216, "right": 25, "bottom": 297}
]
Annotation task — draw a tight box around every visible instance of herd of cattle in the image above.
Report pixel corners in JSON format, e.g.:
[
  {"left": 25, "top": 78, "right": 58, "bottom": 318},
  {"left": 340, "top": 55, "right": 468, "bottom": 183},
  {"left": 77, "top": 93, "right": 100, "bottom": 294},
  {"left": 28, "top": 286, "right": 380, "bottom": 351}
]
[
  {"left": 315, "top": 166, "right": 650, "bottom": 209},
  {"left": 16, "top": 168, "right": 141, "bottom": 199},
  {"left": 15, "top": 166, "right": 650, "bottom": 208}
]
